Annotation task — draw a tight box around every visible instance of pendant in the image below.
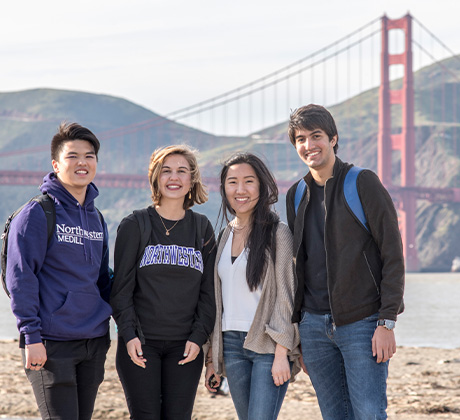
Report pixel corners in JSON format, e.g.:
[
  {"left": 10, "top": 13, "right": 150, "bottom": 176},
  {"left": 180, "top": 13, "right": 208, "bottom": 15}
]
[{"left": 166, "top": 231, "right": 170, "bottom": 236}]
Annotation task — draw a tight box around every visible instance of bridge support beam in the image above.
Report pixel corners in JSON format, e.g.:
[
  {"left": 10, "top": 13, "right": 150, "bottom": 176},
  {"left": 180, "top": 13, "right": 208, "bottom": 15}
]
[{"left": 378, "top": 13, "right": 419, "bottom": 271}]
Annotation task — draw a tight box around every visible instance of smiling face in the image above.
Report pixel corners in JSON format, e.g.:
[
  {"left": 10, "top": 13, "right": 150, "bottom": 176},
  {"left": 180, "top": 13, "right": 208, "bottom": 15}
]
[
  {"left": 295, "top": 127, "right": 337, "bottom": 174},
  {"left": 51, "top": 139, "right": 97, "bottom": 198},
  {"left": 158, "top": 154, "right": 192, "bottom": 204},
  {"left": 224, "top": 163, "right": 260, "bottom": 220}
]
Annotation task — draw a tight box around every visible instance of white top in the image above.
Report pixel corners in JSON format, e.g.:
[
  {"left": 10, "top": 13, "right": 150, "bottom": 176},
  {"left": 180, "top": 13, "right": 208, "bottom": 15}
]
[{"left": 218, "top": 231, "right": 262, "bottom": 332}]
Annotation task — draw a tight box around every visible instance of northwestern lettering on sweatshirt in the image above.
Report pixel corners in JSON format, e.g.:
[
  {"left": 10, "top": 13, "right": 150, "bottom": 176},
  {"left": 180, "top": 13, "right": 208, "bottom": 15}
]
[
  {"left": 139, "top": 244, "right": 204, "bottom": 273},
  {"left": 56, "top": 223, "right": 104, "bottom": 244}
]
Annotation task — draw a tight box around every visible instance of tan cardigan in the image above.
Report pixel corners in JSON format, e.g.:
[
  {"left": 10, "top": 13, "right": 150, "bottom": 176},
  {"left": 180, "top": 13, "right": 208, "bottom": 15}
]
[{"left": 208, "top": 222, "right": 301, "bottom": 378}]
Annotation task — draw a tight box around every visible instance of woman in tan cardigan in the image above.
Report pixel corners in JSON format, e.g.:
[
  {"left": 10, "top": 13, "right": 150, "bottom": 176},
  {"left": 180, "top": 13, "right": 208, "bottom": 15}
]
[{"left": 204, "top": 153, "right": 300, "bottom": 420}]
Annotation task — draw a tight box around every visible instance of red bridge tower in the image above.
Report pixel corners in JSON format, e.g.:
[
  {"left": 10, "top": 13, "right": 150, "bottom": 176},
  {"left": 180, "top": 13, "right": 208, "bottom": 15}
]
[{"left": 378, "top": 13, "right": 419, "bottom": 271}]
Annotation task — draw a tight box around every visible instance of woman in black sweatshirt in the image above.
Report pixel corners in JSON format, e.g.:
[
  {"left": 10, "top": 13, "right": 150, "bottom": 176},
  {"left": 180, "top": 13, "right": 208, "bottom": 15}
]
[{"left": 111, "top": 144, "right": 216, "bottom": 420}]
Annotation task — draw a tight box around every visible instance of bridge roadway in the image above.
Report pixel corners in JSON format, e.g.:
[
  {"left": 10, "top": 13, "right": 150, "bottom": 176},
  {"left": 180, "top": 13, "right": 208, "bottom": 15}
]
[
  {"left": 0, "top": 170, "right": 293, "bottom": 194},
  {"left": 1, "top": 171, "right": 460, "bottom": 202}
]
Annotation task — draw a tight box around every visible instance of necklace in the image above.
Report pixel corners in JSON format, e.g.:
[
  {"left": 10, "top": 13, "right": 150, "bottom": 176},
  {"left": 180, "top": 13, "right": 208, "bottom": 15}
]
[{"left": 158, "top": 213, "right": 180, "bottom": 236}]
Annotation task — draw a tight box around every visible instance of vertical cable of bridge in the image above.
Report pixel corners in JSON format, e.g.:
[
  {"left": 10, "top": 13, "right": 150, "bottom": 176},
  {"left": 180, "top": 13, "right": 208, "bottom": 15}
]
[
  {"left": 346, "top": 38, "right": 351, "bottom": 161},
  {"left": 236, "top": 93, "right": 240, "bottom": 136},
  {"left": 442, "top": 69, "right": 446, "bottom": 143},
  {"left": 298, "top": 61, "right": 303, "bottom": 106},
  {"left": 261, "top": 87, "right": 265, "bottom": 132},
  {"left": 286, "top": 77, "right": 290, "bottom": 121},
  {"left": 311, "top": 55, "right": 315, "bottom": 103},
  {"left": 335, "top": 44, "right": 339, "bottom": 105},
  {"left": 249, "top": 85, "right": 252, "bottom": 135},
  {"left": 358, "top": 28, "right": 363, "bottom": 165},
  {"left": 274, "top": 82, "right": 278, "bottom": 125},
  {"left": 453, "top": 82, "right": 457, "bottom": 160}
]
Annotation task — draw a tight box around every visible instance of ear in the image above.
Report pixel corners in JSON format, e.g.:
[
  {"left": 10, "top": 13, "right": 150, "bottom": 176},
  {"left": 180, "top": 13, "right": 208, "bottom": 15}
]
[
  {"left": 330, "top": 135, "right": 338, "bottom": 147},
  {"left": 52, "top": 159, "right": 59, "bottom": 173}
]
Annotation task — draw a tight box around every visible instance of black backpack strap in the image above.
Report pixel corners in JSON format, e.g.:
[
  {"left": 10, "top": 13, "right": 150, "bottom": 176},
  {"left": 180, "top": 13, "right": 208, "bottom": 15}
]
[
  {"left": 95, "top": 207, "right": 104, "bottom": 225},
  {"left": 32, "top": 193, "right": 55, "bottom": 243},
  {"left": 1, "top": 193, "right": 55, "bottom": 298},
  {"left": 133, "top": 208, "right": 152, "bottom": 263},
  {"left": 193, "top": 212, "right": 210, "bottom": 252}
]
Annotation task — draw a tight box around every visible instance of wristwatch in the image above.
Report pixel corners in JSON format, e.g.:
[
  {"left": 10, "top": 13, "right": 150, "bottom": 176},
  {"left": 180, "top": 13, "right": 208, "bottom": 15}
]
[{"left": 377, "top": 319, "right": 396, "bottom": 331}]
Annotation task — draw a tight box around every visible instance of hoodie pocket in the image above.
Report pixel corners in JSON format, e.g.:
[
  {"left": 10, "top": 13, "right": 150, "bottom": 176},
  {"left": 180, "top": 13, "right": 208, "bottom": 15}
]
[{"left": 49, "top": 291, "right": 112, "bottom": 339}]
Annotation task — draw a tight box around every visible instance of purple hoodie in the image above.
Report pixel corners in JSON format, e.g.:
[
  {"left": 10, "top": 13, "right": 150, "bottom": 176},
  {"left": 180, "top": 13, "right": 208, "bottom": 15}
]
[{"left": 6, "top": 172, "right": 112, "bottom": 345}]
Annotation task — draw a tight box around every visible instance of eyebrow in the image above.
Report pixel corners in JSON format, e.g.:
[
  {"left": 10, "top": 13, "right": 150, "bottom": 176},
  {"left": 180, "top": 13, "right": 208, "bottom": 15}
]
[
  {"left": 226, "top": 175, "right": 256, "bottom": 180},
  {"left": 65, "top": 151, "right": 96, "bottom": 155},
  {"left": 296, "top": 129, "right": 323, "bottom": 138},
  {"left": 162, "top": 165, "right": 190, "bottom": 170}
]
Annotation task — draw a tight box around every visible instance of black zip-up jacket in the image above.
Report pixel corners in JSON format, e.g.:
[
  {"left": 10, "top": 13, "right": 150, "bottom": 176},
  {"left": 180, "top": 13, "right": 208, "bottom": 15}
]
[{"left": 286, "top": 157, "right": 405, "bottom": 326}]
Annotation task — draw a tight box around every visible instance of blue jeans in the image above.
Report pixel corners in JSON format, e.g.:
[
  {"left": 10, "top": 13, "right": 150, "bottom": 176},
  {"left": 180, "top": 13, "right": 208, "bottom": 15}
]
[
  {"left": 223, "top": 331, "right": 290, "bottom": 420},
  {"left": 299, "top": 312, "right": 388, "bottom": 420}
]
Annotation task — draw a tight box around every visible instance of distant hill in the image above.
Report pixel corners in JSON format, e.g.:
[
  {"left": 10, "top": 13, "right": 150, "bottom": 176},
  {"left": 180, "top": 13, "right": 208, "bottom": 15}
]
[
  {"left": 255, "top": 56, "right": 460, "bottom": 271},
  {"left": 1, "top": 55, "right": 459, "bottom": 271}
]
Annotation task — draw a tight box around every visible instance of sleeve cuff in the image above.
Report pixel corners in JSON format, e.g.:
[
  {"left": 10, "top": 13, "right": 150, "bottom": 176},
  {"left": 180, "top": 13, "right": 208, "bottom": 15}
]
[{"left": 25, "top": 331, "right": 42, "bottom": 346}]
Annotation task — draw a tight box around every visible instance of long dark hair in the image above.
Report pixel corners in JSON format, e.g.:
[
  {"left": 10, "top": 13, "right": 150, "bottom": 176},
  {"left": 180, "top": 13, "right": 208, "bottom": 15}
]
[{"left": 219, "top": 152, "right": 279, "bottom": 291}]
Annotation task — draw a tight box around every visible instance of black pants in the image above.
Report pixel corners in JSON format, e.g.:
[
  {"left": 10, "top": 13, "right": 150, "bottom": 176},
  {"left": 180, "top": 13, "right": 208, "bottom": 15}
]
[
  {"left": 116, "top": 336, "right": 203, "bottom": 420},
  {"left": 22, "top": 333, "right": 110, "bottom": 420}
]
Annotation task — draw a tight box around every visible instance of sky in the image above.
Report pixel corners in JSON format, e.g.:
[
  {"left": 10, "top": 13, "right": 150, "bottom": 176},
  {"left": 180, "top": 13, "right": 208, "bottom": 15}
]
[{"left": 2, "top": 0, "right": 460, "bottom": 120}]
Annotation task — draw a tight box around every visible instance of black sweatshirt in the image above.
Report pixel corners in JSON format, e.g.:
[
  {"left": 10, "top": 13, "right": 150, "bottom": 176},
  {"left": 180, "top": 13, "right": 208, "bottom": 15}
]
[{"left": 111, "top": 207, "right": 216, "bottom": 347}]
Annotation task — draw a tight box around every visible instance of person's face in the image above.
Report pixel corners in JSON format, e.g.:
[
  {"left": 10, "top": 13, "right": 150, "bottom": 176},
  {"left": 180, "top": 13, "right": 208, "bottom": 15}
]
[
  {"left": 224, "top": 163, "right": 260, "bottom": 219},
  {"left": 51, "top": 140, "right": 97, "bottom": 196},
  {"left": 158, "top": 154, "right": 192, "bottom": 204},
  {"left": 294, "top": 127, "right": 337, "bottom": 171}
]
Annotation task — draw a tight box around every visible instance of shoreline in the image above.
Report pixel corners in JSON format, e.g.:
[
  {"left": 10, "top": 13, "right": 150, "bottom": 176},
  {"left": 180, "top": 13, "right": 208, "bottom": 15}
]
[{"left": 1, "top": 340, "right": 459, "bottom": 419}]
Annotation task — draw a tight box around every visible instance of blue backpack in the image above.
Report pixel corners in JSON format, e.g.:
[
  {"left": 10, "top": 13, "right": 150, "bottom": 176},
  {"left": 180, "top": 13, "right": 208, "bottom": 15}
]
[{"left": 294, "top": 166, "right": 370, "bottom": 233}]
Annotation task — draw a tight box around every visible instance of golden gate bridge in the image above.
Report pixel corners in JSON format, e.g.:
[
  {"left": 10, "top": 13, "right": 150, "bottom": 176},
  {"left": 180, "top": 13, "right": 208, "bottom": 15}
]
[{"left": 1, "top": 13, "right": 460, "bottom": 271}]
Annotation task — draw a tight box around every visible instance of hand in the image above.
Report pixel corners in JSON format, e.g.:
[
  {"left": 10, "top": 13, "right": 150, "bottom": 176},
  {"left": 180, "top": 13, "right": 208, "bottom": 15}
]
[
  {"left": 204, "top": 364, "right": 221, "bottom": 393},
  {"left": 372, "top": 326, "right": 396, "bottom": 363},
  {"left": 25, "top": 343, "right": 47, "bottom": 370},
  {"left": 271, "top": 344, "right": 291, "bottom": 386},
  {"left": 126, "top": 337, "right": 147, "bottom": 368},
  {"left": 178, "top": 341, "right": 200, "bottom": 365}
]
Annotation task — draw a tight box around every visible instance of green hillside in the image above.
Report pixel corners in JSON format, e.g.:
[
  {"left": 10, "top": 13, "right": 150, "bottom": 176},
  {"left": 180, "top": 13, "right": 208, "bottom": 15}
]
[{"left": 1, "top": 56, "right": 459, "bottom": 271}]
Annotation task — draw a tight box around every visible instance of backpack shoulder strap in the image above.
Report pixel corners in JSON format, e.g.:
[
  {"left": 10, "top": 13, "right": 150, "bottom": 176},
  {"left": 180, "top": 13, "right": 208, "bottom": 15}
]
[
  {"left": 95, "top": 207, "right": 104, "bottom": 225},
  {"left": 294, "top": 179, "right": 307, "bottom": 215},
  {"left": 133, "top": 208, "right": 152, "bottom": 262},
  {"left": 1, "top": 193, "right": 55, "bottom": 298},
  {"left": 344, "top": 166, "right": 369, "bottom": 232},
  {"left": 193, "top": 212, "right": 209, "bottom": 251},
  {"left": 32, "top": 193, "right": 56, "bottom": 242}
]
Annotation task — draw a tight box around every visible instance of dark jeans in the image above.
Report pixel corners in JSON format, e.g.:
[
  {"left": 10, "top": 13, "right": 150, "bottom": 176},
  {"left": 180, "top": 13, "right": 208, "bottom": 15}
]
[
  {"left": 22, "top": 333, "right": 111, "bottom": 420},
  {"left": 116, "top": 336, "right": 203, "bottom": 420}
]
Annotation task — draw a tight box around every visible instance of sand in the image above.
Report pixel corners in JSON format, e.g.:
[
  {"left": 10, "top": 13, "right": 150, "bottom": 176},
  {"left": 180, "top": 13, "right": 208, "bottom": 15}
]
[{"left": 0, "top": 340, "right": 459, "bottom": 419}]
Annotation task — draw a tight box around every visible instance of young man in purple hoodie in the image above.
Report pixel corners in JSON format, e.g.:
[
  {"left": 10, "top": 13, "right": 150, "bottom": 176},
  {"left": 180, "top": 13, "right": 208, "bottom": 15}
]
[{"left": 6, "top": 122, "right": 112, "bottom": 420}]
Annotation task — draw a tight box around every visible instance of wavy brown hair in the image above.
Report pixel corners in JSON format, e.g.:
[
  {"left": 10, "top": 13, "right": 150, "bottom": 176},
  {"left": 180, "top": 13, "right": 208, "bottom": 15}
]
[{"left": 148, "top": 144, "right": 208, "bottom": 210}]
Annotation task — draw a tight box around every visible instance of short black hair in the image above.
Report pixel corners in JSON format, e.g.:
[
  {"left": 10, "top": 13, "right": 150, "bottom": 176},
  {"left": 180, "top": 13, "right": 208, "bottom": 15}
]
[
  {"left": 51, "top": 122, "right": 100, "bottom": 161},
  {"left": 288, "top": 104, "right": 339, "bottom": 154}
]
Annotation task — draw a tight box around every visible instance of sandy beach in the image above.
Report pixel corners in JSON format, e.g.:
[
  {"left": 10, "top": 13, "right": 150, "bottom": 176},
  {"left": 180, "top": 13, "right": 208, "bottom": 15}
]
[{"left": 0, "top": 340, "right": 459, "bottom": 419}]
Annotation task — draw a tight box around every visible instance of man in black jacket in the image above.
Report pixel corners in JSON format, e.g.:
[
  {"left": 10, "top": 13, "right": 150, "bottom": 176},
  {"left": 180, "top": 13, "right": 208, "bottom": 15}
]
[{"left": 286, "top": 104, "right": 404, "bottom": 420}]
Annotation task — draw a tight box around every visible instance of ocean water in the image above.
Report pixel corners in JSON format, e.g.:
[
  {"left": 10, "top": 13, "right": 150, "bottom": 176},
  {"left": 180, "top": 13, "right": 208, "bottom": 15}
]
[{"left": 1, "top": 272, "right": 459, "bottom": 348}]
